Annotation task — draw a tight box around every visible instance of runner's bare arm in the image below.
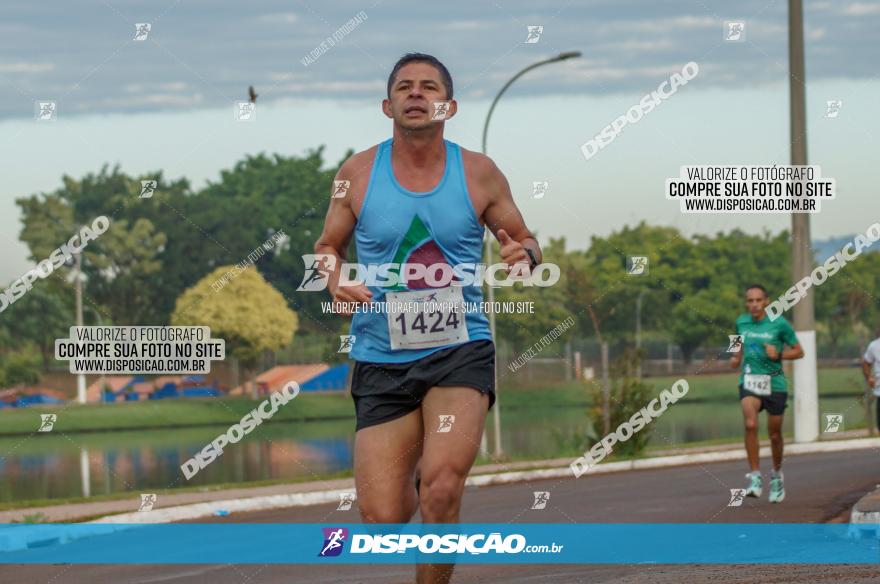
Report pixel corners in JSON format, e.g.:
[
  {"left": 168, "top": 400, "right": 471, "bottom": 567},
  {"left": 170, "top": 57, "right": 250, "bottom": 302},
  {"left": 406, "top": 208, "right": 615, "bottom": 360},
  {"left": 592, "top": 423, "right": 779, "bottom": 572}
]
[
  {"left": 479, "top": 158, "right": 542, "bottom": 267},
  {"left": 730, "top": 350, "right": 743, "bottom": 369},
  {"left": 863, "top": 358, "right": 876, "bottom": 388},
  {"left": 314, "top": 161, "right": 372, "bottom": 310},
  {"left": 781, "top": 343, "right": 804, "bottom": 360},
  {"left": 764, "top": 342, "right": 803, "bottom": 361}
]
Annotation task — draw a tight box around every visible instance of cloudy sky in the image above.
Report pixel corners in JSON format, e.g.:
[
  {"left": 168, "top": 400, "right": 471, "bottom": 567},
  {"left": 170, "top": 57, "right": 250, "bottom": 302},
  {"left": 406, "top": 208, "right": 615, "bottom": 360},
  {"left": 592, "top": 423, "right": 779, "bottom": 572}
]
[{"left": 1, "top": 0, "right": 878, "bottom": 281}]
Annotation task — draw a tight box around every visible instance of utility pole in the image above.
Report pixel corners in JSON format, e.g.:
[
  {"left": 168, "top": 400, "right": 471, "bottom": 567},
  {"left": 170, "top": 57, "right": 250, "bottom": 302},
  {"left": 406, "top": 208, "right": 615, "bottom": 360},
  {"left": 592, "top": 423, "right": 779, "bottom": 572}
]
[
  {"left": 74, "top": 252, "right": 87, "bottom": 404},
  {"left": 635, "top": 290, "right": 644, "bottom": 379},
  {"left": 788, "top": 0, "right": 819, "bottom": 442}
]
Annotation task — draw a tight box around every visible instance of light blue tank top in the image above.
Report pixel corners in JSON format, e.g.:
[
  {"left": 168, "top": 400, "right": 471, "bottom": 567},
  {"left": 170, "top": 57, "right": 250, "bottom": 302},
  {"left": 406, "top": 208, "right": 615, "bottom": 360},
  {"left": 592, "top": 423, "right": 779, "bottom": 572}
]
[{"left": 349, "top": 138, "right": 492, "bottom": 363}]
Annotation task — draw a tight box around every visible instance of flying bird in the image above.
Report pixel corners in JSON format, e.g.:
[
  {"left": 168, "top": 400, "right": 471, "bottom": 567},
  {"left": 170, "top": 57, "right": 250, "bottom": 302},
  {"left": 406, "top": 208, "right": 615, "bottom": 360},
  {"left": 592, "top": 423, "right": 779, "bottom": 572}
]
[{"left": 248, "top": 86, "right": 258, "bottom": 103}]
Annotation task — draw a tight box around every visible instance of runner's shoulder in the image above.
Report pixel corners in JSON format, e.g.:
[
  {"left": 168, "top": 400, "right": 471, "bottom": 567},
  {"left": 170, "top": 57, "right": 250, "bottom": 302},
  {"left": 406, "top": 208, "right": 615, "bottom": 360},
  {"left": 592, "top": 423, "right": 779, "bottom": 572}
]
[
  {"left": 735, "top": 313, "right": 752, "bottom": 327},
  {"left": 770, "top": 314, "right": 794, "bottom": 329},
  {"left": 459, "top": 147, "right": 506, "bottom": 190},
  {"left": 336, "top": 145, "right": 380, "bottom": 191}
]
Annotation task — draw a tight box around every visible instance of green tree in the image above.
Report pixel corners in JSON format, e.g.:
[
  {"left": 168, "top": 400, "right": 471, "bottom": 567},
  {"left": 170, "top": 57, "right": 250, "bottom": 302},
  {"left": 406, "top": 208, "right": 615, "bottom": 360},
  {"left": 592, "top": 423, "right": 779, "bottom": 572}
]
[
  {"left": 494, "top": 236, "right": 579, "bottom": 352},
  {"left": 16, "top": 167, "right": 172, "bottom": 324},
  {"left": 586, "top": 348, "right": 654, "bottom": 455},
  {"left": 0, "top": 326, "right": 42, "bottom": 387},
  {"left": 584, "top": 223, "right": 688, "bottom": 343},
  {"left": 662, "top": 229, "right": 788, "bottom": 363},
  {"left": 86, "top": 218, "right": 167, "bottom": 324},
  {"left": 0, "top": 281, "right": 74, "bottom": 370},
  {"left": 189, "top": 150, "right": 345, "bottom": 335},
  {"left": 170, "top": 265, "right": 299, "bottom": 397},
  {"left": 816, "top": 250, "right": 880, "bottom": 354}
]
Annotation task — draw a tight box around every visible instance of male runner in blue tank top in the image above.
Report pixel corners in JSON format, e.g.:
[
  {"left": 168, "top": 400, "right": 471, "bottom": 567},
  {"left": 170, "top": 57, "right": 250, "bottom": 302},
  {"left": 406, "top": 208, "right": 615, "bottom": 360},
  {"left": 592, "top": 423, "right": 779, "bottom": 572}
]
[{"left": 314, "top": 53, "right": 541, "bottom": 583}]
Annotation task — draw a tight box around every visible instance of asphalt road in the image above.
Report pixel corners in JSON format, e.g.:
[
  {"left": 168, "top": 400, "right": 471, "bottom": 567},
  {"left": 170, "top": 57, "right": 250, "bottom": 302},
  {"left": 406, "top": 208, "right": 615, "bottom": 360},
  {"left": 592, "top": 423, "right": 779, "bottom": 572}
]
[{"left": 5, "top": 448, "right": 880, "bottom": 583}]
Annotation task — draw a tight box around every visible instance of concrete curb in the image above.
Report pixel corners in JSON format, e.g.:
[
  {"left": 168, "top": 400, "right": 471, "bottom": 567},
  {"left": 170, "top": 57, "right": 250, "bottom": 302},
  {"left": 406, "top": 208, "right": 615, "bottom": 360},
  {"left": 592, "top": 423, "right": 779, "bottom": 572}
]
[
  {"left": 91, "top": 436, "right": 880, "bottom": 524},
  {"left": 849, "top": 485, "right": 880, "bottom": 538},
  {"left": 89, "top": 489, "right": 356, "bottom": 525}
]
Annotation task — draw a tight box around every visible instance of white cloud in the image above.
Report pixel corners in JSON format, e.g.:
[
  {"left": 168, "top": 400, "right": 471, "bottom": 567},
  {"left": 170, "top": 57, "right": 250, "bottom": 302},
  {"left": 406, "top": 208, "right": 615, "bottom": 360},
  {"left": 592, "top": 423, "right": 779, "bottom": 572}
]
[
  {"left": 595, "top": 39, "right": 677, "bottom": 51},
  {"left": 0, "top": 61, "right": 54, "bottom": 74},
  {"left": 807, "top": 27, "right": 827, "bottom": 41},
  {"left": 446, "top": 20, "right": 484, "bottom": 31},
  {"left": 268, "top": 72, "right": 298, "bottom": 82},
  {"left": 88, "top": 93, "right": 206, "bottom": 109},
  {"left": 271, "top": 79, "right": 385, "bottom": 95},
  {"left": 257, "top": 12, "right": 299, "bottom": 24},
  {"left": 843, "top": 3, "right": 880, "bottom": 15},
  {"left": 604, "top": 15, "right": 715, "bottom": 34},
  {"left": 123, "top": 82, "right": 189, "bottom": 93}
]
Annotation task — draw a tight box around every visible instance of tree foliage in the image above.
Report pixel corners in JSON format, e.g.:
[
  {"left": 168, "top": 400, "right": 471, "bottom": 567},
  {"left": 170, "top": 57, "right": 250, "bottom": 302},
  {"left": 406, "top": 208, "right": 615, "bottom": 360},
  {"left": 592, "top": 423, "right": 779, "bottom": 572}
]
[{"left": 170, "top": 265, "right": 298, "bottom": 371}]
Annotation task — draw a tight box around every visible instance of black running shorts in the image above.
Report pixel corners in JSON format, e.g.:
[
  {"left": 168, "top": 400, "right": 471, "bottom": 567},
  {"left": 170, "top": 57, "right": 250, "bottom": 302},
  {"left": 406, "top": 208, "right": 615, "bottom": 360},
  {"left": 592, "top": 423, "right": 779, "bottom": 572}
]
[
  {"left": 739, "top": 385, "right": 788, "bottom": 416},
  {"left": 350, "top": 340, "right": 495, "bottom": 431}
]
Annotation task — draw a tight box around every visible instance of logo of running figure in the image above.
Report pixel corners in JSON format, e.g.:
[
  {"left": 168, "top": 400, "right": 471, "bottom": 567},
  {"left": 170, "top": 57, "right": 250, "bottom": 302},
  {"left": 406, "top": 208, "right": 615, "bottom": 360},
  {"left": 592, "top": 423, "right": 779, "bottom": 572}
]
[
  {"left": 437, "top": 415, "right": 456, "bottom": 433},
  {"left": 336, "top": 492, "right": 356, "bottom": 511},
  {"left": 38, "top": 414, "right": 57, "bottom": 432},
  {"left": 410, "top": 292, "right": 439, "bottom": 304},
  {"left": 140, "top": 179, "right": 157, "bottom": 199},
  {"left": 724, "top": 21, "right": 745, "bottom": 42},
  {"left": 728, "top": 488, "right": 746, "bottom": 507},
  {"left": 532, "top": 181, "right": 549, "bottom": 200},
  {"left": 318, "top": 527, "right": 348, "bottom": 557},
  {"left": 824, "top": 100, "right": 842, "bottom": 119},
  {"left": 627, "top": 256, "right": 648, "bottom": 275},
  {"left": 35, "top": 101, "right": 57, "bottom": 121},
  {"left": 431, "top": 101, "right": 450, "bottom": 121},
  {"left": 332, "top": 180, "right": 350, "bottom": 198},
  {"left": 823, "top": 413, "right": 843, "bottom": 433},
  {"left": 338, "top": 335, "right": 356, "bottom": 354},
  {"left": 297, "top": 254, "right": 336, "bottom": 291},
  {"left": 531, "top": 491, "right": 550, "bottom": 510},
  {"left": 235, "top": 101, "right": 256, "bottom": 121},
  {"left": 139, "top": 493, "right": 157, "bottom": 512},
  {"left": 525, "top": 25, "right": 543, "bottom": 43},
  {"left": 134, "top": 23, "right": 151, "bottom": 41},
  {"left": 727, "top": 335, "right": 744, "bottom": 353}
]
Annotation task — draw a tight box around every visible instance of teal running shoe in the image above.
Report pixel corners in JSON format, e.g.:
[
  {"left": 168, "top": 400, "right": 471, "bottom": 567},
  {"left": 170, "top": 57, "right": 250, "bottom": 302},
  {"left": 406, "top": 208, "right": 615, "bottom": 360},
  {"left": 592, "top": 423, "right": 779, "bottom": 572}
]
[
  {"left": 769, "top": 471, "right": 785, "bottom": 503},
  {"left": 744, "top": 471, "right": 763, "bottom": 498}
]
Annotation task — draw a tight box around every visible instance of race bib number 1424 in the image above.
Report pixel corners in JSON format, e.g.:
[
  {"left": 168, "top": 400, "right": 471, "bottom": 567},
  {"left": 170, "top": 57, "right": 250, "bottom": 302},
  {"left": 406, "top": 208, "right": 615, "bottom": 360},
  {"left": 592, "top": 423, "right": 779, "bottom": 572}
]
[{"left": 386, "top": 287, "right": 469, "bottom": 350}]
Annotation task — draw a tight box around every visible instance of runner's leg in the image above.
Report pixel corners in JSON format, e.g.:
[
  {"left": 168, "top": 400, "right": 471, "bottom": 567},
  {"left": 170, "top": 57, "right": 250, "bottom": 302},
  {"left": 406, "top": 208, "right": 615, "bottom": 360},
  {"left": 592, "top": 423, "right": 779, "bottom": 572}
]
[
  {"left": 741, "top": 396, "right": 761, "bottom": 471},
  {"left": 416, "top": 386, "right": 489, "bottom": 584},
  {"left": 767, "top": 413, "right": 784, "bottom": 472},
  {"left": 876, "top": 395, "right": 880, "bottom": 432},
  {"left": 354, "top": 409, "right": 423, "bottom": 523}
]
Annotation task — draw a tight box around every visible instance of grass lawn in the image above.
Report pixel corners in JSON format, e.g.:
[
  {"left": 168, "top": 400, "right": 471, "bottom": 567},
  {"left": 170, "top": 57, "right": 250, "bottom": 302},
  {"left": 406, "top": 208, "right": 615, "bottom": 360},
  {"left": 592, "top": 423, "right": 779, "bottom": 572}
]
[
  {"left": 0, "top": 368, "right": 868, "bottom": 436},
  {"left": 500, "top": 366, "right": 869, "bottom": 410},
  {"left": 0, "top": 392, "right": 354, "bottom": 436}
]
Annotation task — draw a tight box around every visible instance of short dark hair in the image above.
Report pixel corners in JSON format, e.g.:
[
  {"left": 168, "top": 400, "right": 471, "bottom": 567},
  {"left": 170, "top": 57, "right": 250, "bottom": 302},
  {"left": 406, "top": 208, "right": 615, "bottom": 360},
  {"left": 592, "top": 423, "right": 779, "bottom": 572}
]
[
  {"left": 387, "top": 53, "right": 453, "bottom": 100},
  {"left": 745, "top": 284, "right": 768, "bottom": 298}
]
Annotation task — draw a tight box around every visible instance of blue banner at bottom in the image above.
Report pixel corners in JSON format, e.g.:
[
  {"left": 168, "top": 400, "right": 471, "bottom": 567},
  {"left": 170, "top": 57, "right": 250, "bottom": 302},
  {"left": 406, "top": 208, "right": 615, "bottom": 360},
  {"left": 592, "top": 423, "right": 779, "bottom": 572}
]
[{"left": 0, "top": 524, "right": 877, "bottom": 564}]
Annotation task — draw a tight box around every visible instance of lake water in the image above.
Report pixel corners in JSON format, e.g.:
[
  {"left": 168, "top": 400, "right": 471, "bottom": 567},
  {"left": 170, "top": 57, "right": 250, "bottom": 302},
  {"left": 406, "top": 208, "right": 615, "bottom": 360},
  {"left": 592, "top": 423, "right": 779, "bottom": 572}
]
[{"left": 0, "top": 395, "right": 869, "bottom": 506}]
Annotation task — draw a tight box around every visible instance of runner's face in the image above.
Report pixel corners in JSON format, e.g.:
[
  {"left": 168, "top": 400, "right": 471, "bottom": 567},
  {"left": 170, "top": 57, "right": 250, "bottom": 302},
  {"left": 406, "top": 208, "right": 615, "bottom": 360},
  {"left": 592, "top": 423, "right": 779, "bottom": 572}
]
[
  {"left": 384, "top": 62, "right": 454, "bottom": 129},
  {"left": 745, "top": 288, "right": 768, "bottom": 318}
]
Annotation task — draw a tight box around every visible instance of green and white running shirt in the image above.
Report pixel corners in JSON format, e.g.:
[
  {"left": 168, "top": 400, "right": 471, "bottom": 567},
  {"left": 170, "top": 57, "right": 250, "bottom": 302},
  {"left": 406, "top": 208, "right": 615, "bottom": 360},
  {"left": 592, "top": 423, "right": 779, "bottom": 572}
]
[{"left": 734, "top": 313, "right": 800, "bottom": 393}]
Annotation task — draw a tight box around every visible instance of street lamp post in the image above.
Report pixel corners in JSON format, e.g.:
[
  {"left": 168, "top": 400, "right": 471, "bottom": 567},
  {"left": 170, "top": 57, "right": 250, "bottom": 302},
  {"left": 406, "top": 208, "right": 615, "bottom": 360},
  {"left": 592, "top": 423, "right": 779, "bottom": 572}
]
[{"left": 480, "top": 51, "right": 581, "bottom": 457}]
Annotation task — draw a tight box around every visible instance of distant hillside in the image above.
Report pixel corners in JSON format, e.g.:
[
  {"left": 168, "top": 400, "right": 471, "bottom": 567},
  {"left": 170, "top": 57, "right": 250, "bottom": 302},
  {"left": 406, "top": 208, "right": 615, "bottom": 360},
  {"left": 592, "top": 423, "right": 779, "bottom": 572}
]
[{"left": 812, "top": 235, "right": 879, "bottom": 263}]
